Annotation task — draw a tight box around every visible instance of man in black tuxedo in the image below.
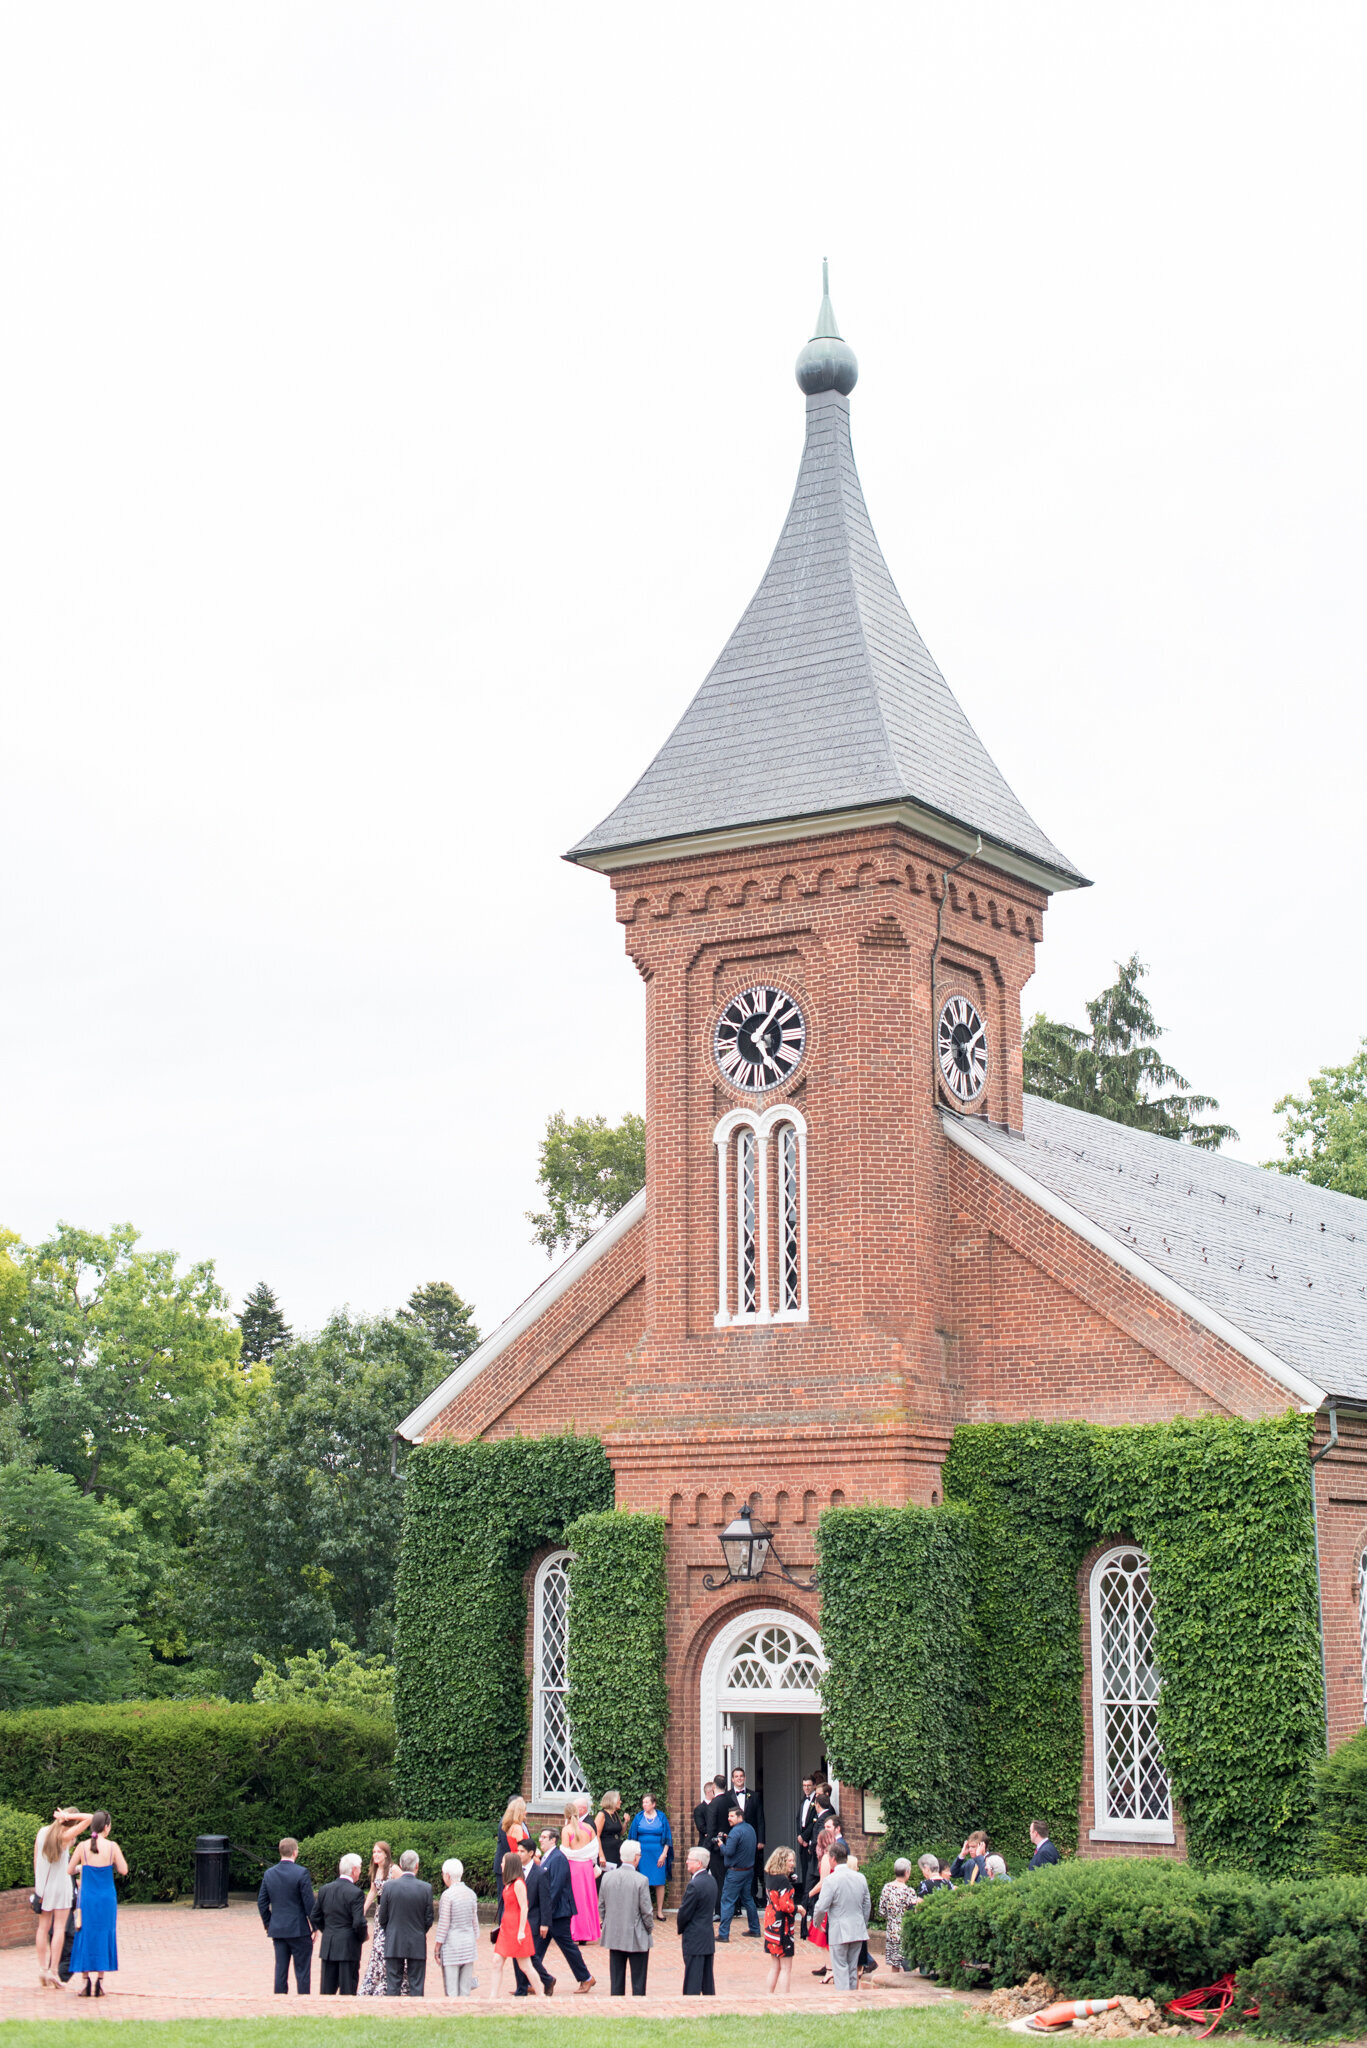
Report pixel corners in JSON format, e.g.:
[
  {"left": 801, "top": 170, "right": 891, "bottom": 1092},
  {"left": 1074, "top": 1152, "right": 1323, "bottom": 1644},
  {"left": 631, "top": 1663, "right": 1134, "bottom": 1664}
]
[
  {"left": 377, "top": 1849, "right": 434, "bottom": 1996},
  {"left": 537, "top": 1829, "right": 595, "bottom": 1992},
  {"left": 311, "top": 1852, "right": 367, "bottom": 1995},
  {"left": 795, "top": 1777, "right": 817, "bottom": 1895},
  {"left": 676, "top": 1848, "right": 718, "bottom": 1996},
  {"left": 513, "top": 1841, "right": 556, "bottom": 1996},
  {"left": 703, "top": 1782, "right": 732, "bottom": 1907},
  {"left": 693, "top": 1780, "right": 717, "bottom": 1852},
  {"left": 258, "top": 1837, "right": 316, "bottom": 1995},
  {"left": 729, "top": 1767, "right": 766, "bottom": 1906}
]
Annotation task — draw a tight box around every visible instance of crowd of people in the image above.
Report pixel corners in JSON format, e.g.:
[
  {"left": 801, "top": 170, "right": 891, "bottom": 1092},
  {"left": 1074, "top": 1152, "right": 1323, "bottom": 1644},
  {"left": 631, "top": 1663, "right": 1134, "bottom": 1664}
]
[{"left": 30, "top": 1780, "right": 1062, "bottom": 2003}]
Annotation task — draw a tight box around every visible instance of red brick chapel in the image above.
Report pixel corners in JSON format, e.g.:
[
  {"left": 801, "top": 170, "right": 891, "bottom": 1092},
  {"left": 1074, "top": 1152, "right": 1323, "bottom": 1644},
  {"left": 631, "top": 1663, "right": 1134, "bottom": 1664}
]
[{"left": 398, "top": 272, "right": 1367, "bottom": 1864}]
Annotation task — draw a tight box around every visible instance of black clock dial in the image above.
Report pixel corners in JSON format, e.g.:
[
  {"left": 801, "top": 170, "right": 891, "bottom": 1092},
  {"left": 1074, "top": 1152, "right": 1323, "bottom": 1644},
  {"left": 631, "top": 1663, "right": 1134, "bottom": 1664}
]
[
  {"left": 714, "top": 985, "right": 806, "bottom": 1092},
  {"left": 938, "top": 994, "right": 988, "bottom": 1102}
]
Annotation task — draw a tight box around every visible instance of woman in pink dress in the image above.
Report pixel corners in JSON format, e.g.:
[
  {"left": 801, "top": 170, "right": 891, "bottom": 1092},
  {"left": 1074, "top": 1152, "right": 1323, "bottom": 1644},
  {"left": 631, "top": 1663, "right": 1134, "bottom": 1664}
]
[{"left": 562, "top": 1800, "right": 602, "bottom": 1944}]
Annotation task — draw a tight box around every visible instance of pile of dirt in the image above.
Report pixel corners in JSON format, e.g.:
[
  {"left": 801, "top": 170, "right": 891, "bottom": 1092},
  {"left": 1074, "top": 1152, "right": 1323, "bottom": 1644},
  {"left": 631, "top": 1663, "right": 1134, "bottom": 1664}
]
[
  {"left": 1071, "top": 1996, "right": 1184, "bottom": 2037},
  {"left": 983, "top": 1974, "right": 1058, "bottom": 2019}
]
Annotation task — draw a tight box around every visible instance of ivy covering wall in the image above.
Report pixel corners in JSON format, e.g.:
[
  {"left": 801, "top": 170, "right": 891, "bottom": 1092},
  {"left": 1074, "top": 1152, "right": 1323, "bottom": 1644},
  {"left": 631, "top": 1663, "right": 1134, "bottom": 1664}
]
[
  {"left": 941, "top": 1413, "right": 1324, "bottom": 1877},
  {"left": 393, "top": 1434, "right": 613, "bottom": 1820},
  {"left": 565, "top": 1510, "right": 669, "bottom": 1806},
  {"left": 817, "top": 1502, "right": 975, "bottom": 1844}
]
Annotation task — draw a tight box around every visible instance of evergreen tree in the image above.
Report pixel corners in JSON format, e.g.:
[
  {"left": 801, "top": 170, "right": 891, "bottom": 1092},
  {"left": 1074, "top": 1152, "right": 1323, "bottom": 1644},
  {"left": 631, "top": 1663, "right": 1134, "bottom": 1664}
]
[
  {"left": 1024, "top": 953, "right": 1236, "bottom": 1149},
  {"left": 400, "top": 1281, "right": 480, "bottom": 1362},
  {"left": 237, "top": 1282, "right": 292, "bottom": 1367}
]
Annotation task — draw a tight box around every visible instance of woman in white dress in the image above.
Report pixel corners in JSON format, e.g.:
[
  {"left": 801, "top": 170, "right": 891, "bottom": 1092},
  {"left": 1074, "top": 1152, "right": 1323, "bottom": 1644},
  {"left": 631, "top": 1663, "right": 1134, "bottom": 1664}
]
[{"left": 33, "top": 1809, "right": 91, "bottom": 1989}]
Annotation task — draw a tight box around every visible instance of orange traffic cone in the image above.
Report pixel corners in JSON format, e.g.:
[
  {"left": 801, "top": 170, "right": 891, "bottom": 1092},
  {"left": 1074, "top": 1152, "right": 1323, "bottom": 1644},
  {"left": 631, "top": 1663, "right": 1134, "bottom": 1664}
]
[{"left": 1026, "top": 1998, "right": 1123, "bottom": 2031}]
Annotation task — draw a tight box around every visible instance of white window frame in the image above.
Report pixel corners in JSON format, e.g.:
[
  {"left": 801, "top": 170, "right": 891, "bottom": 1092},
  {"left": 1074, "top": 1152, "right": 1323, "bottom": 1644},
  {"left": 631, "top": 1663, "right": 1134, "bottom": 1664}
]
[
  {"left": 1357, "top": 1548, "right": 1367, "bottom": 1724},
  {"left": 699, "top": 1604, "right": 827, "bottom": 1787},
  {"left": 714, "top": 1105, "right": 808, "bottom": 1327},
  {"left": 530, "top": 1548, "right": 587, "bottom": 1811},
  {"left": 1089, "top": 1543, "right": 1174, "bottom": 1844}
]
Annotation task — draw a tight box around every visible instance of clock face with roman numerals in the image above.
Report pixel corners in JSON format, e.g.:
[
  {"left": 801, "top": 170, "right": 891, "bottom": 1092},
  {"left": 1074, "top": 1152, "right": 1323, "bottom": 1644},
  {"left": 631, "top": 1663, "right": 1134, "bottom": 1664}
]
[
  {"left": 714, "top": 985, "right": 806, "bottom": 1092},
  {"left": 938, "top": 994, "right": 988, "bottom": 1103}
]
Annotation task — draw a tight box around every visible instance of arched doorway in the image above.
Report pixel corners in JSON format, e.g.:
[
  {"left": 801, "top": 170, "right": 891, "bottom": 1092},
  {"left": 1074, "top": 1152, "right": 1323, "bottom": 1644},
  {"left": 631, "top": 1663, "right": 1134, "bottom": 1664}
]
[{"left": 699, "top": 1607, "right": 829, "bottom": 1855}]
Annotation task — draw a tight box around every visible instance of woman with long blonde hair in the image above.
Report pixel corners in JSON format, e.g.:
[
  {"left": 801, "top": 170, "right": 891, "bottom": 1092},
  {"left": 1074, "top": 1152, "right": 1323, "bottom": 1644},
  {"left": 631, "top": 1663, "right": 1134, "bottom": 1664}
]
[
  {"left": 496, "top": 1798, "right": 529, "bottom": 1867},
  {"left": 562, "top": 1799, "right": 602, "bottom": 1944},
  {"left": 33, "top": 1809, "right": 91, "bottom": 1989}
]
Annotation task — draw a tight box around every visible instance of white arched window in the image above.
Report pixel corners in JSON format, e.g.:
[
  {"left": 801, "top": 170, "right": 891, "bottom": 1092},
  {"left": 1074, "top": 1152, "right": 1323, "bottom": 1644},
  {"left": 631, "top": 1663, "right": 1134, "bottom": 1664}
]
[
  {"left": 532, "top": 1550, "right": 586, "bottom": 1808},
  {"left": 1089, "top": 1545, "right": 1173, "bottom": 1843},
  {"left": 714, "top": 1105, "right": 808, "bottom": 1326},
  {"left": 1357, "top": 1549, "right": 1367, "bottom": 1722}
]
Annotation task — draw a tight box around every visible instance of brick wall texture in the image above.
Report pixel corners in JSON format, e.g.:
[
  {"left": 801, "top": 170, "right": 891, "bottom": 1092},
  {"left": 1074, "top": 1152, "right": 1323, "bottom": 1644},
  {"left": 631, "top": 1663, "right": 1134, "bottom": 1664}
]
[{"left": 421, "top": 819, "right": 1353, "bottom": 1866}]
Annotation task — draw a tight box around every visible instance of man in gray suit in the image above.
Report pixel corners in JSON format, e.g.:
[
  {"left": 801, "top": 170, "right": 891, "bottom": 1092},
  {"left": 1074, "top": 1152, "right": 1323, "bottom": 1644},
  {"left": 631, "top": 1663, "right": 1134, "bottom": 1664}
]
[
  {"left": 811, "top": 1844, "right": 871, "bottom": 1992},
  {"left": 599, "top": 1839, "right": 654, "bottom": 1997},
  {"left": 377, "top": 1849, "right": 434, "bottom": 1996}
]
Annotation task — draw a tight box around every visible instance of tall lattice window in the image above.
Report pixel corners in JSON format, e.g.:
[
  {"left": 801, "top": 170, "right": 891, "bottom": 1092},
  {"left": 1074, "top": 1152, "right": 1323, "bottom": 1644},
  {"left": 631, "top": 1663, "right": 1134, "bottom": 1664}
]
[
  {"left": 532, "top": 1550, "right": 586, "bottom": 1807},
  {"left": 714, "top": 1107, "right": 808, "bottom": 1325},
  {"left": 1090, "top": 1545, "right": 1172, "bottom": 1837},
  {"left": 1358, "top": 1550, "right": 1367, "bottom": 1723}
]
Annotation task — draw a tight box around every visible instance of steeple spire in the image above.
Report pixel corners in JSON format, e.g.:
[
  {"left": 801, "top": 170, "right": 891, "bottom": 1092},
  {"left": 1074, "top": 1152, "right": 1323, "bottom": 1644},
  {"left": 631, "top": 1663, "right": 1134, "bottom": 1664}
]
[{"left": 795, "top": 258, "right": 858, "bottom": 396}]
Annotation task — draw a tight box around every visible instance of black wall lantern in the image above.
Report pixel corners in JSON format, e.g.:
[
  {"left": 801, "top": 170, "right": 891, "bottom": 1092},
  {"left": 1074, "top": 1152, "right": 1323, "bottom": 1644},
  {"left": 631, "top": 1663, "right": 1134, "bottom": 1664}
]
[{"left": 703, "top": 1502, "right": 817, "bottom": 1592}]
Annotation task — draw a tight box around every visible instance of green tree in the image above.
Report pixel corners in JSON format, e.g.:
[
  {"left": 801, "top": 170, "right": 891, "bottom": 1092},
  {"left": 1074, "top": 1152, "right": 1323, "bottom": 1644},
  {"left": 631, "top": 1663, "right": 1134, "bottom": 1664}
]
[
  {"left": 193, "top": 1312, "right": 441, "bottom": 1693},
  {"left": 400, "top": 1281, "right": 479, "bottom": 1361},
  {"left": 527, "top": 1110, "right": 646, "bottom": 1256},
  {"left": 1268, "top": 1040, "right": 1367, "bottom": 1199},
  {"left": 251, "top": 1638, "right": 395, "bottom": 1723},
  {"left": 0, "top": 1464, "right": 150, "bottom": 1709},
  {"left": 1024, "top": 954, "right": 1236, "bottom": 1149},
  {"left": 237, "top": 1281, "right": 292, "bottom": 1367}
]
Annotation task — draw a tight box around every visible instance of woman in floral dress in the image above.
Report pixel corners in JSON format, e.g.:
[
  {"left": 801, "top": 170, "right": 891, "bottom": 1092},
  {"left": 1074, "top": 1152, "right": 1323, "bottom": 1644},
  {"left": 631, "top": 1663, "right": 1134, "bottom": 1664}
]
[
  {"left": 878, "top": 1859, "right": 917, "bottom": 1971},
  {"left": 359, "top": 1842, "right": 396, "bottom": 1997}
]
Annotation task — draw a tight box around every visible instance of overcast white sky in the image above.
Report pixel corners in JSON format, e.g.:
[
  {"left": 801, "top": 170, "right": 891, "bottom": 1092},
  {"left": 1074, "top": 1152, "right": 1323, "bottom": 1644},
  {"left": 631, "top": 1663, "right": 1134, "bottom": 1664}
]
[{"left": 3, "top": 2, "right": 1364, "bottom": 1339}]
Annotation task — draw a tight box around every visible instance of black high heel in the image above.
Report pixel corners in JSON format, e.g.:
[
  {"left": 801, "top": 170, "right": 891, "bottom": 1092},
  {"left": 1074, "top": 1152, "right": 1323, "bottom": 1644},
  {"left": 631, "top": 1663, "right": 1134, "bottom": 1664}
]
[
  {"left": 79, "top": 1979, "right": 92, "bottom": 1997},
  {"left": 95, "top": 1980, "right": 105, "bottom": 1998}
]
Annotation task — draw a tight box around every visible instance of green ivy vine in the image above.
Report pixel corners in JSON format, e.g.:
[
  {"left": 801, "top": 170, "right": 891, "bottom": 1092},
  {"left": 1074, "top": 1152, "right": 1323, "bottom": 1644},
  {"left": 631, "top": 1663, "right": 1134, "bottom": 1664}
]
[{"left": 564, "top": 1510, "right": 669, "bottom": 1806}]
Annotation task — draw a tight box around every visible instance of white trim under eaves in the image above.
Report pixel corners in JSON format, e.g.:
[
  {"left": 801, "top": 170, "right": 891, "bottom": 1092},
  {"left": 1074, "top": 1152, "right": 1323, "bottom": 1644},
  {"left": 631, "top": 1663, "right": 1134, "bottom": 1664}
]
[
  {"left": 394, "top": 1188, "right": 647, "bottom": 1443},
  {"left": 941, "top": 1114, "right": 1326, "bottom": 1414}
]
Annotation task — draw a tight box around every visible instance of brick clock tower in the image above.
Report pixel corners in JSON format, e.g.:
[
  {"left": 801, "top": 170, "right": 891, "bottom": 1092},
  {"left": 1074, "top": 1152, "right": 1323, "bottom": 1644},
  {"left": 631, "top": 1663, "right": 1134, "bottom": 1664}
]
[{"left": 402, "top": 273, "right": 1362, "bottom": 1853}]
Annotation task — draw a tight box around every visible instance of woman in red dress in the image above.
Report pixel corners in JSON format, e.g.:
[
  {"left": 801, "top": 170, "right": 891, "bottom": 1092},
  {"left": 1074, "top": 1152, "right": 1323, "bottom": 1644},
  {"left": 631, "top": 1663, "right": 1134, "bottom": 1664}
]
[
  {"left": 762, "top": 1845, "right": 798, "bottom": 1994},
  {"left": 488, "top": 1853, "right": 541, "bottom": 1999}
]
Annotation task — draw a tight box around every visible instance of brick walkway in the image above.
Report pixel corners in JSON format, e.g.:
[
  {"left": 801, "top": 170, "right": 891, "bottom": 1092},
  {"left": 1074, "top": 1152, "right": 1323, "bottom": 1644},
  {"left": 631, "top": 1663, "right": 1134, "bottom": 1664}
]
[{"left": 0, "top": 1901, "right": 974, "bottom": 2022}]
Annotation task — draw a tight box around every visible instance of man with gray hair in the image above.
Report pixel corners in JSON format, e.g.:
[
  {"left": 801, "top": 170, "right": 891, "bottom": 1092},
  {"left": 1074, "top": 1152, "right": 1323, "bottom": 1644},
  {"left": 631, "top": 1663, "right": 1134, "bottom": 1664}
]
[
  {"left": 377, "top": 1849, "right": 434, "bottom": 1997},
  {"left": 311, "top": 1852, "right": 367, "bottom": 1996},
  {"left": 811, "top": 1842, "right": 871, "bottom": 1993},
  {"left": 600, "top": 1837, "right": 653, "bottom": 1997},
  {"left": 435, "top": 1857, "right": 480, "bottom": 1998}
]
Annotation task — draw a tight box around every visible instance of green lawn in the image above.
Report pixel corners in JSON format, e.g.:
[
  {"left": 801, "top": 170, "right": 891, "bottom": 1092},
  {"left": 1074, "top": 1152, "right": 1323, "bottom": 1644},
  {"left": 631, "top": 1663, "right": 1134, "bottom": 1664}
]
[{"left": 0, "top": 2012, "right": 992, "bottom": 2048}]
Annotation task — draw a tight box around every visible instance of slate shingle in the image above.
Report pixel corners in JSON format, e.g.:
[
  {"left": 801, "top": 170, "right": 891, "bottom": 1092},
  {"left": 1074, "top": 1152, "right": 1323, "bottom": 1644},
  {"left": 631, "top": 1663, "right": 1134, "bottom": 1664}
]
[{"left": 570, "top": 388, "right": 1084, "bottom": 884}]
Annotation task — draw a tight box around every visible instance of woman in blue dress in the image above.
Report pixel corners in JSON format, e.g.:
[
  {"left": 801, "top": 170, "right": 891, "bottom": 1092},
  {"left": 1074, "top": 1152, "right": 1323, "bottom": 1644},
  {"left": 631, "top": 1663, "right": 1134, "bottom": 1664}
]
[
  {"left": 67, "top": 1811, "right": 125, "bottom": 1997},
  {"left": 627, "top": 1793, "right": 673, "bottom": 1920}
]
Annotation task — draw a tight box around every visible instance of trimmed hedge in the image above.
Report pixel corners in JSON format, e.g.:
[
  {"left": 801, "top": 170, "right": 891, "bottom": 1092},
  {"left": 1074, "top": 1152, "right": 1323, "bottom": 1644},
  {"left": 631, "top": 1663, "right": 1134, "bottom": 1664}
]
[
  {"left": 904, "top": 1857, "right": 1278, "bottom": 2002},
  {"left": 818, "top": 1503, "right": 974, "bottom": 1846},
  {"left": 564, "top": 1510, "right": 668, "bottom": 1807},
  {"left": 0, "top": 1701, "right": 394, "bottom": 1901},
  {"left": 393, "top": 1435, "right": 613, "bottom": 1821},
  {"left": 942, "top": 1415, "right": 1325, "bottom": 1875},
  {"left": 1, "top": 1803, "right": 43, "bottom": 1892},
  {"left": 904, "top": 1857, "right": 1367, "bottom": 2038},
  {"left": 295, "top": 1818, "right": 496, "bottom": 1897},
  {"left": 1315, "top": 1724, "right": 1367, "bottom": 1873}
]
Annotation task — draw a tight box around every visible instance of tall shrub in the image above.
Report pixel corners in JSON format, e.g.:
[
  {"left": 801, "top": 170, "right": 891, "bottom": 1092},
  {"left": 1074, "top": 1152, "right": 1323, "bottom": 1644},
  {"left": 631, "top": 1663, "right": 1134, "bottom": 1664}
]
[
  {"left": 0, "top": 1803, "right": 44, "bottom": 1891},
  {"left": 818, "top": 1502, "right": 975, "bottom": 1843},
  {"left": 564, "top": 1510, "right": 668, "bottom": 1806},
  {"left": 392, "top": 1434, "right": 613, "bottom": 1821},
  {"left": 1316, "top": 1725, "right": 1367, "bottom": 1873},
  {"left": 0, "top": 1701, "right": 394, "bottom": 1900}
]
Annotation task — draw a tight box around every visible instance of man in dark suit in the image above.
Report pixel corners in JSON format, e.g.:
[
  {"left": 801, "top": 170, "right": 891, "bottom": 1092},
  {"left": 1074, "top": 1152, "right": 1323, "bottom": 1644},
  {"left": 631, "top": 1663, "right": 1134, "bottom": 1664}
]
[
  {"left": 677, "top": 1848, "right": 718, "bottom": 1995},
  {"left": 693, "top": 1780, "right": 717, "bottom": 1855},
  {"left": 537, "top": 1829, "right": 595, "bottom": 1993},
  {"left": 513, "top": 1841, "right": 556, "bottom": 1996},
  {"left": 795, "top": 1777, "right": 817, "bottom": 1895},
  {"left": 311, "top": 1851, "right": 367, "bottom": 1996},
  {"left": 729, "top": 1768, "right": 766, "bottom": 1907},
  {"left": 703, "top": 1782, "right": 732, "bottom": 1906},
  {"left": 377, "top": 1849, "right": 434, "bottom": 1996},
  {"left": 1028, "top": 1821, "right": 1061, "bottom": 1869},
  {"left": 258, "top": 1836, "right": 316, "bottom": 1995}
]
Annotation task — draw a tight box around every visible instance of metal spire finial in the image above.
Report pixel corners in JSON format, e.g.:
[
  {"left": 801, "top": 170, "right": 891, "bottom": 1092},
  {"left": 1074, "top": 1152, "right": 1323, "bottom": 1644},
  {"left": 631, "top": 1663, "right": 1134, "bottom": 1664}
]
[{"left": 795, "top": 260, "right": 858, "bottom": 395}]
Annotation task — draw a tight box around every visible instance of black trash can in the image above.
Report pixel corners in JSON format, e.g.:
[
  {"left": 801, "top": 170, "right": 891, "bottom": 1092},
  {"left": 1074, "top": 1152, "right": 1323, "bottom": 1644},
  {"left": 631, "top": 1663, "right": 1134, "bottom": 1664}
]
[{"left": 193, "top": 1834, "right": 231, "bottom": 1908}]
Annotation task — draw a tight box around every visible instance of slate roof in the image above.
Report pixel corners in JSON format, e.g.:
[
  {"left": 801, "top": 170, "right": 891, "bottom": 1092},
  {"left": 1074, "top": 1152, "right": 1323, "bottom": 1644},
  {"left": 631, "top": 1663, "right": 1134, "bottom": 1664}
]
[
  {"left": 570, "top": 386, "right": 1085, "bottom": 886},
  {"left": 957, "top": 1095, "right": 1367, "bottom": 1404}
]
